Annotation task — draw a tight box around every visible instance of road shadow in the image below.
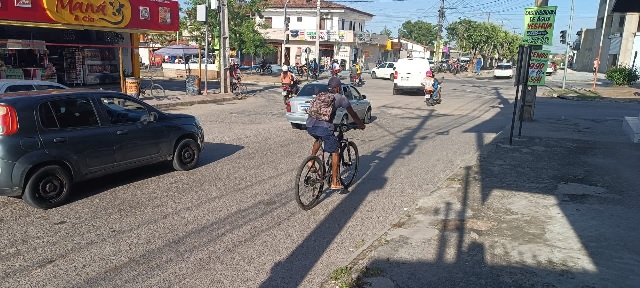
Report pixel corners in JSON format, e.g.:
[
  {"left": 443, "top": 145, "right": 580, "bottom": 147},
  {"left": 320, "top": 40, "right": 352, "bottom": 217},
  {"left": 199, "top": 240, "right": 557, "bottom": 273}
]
[
  {"left": 67, "top": 142, "right": 242, "bottom": 204},
  {"left": 362, "top": 86, "right": 640, "bottom": 286}
]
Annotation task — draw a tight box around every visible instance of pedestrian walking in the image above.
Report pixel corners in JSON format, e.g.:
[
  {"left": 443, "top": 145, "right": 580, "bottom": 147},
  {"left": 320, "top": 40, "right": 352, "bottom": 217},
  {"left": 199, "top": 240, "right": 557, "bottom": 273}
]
[
  {"left": 474, "top": 56, "right": 483, "bottom": 75},
  {"left": 593, "top": 58, "right": 600, "bottom": 74}
]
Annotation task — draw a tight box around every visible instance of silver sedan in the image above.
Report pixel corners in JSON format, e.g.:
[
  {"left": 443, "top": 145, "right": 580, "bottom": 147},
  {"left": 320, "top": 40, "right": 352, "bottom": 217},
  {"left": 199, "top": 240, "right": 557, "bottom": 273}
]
[{"left": 285, "top": 82, "right": 372, "bottom": 129}]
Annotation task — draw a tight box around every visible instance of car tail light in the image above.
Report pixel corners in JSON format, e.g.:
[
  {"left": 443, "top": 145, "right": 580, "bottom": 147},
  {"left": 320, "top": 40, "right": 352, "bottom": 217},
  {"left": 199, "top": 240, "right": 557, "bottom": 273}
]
[
  {"left": 394, "top": 71, "right": 398, "bottom": 79},
  {"left": 286, "top": 101, "right": 291, "bottom": 112},
  {"left": 0, "top": 104, "right": 18, "bottom": 136}
]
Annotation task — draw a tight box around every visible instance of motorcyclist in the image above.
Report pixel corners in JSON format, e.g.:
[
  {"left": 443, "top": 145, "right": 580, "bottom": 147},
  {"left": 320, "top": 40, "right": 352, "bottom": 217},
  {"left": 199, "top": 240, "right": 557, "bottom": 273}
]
[
  {"left": 280, "top": 65, "right": 300, "bottom": 95},
  {"left": 349, "top": 64, "right": 358, "bottom": 83},
  {"left": 355, "top": 62, "right": 363, "bottom": 84},
  {"left": 421, "top": 71, "right": 441, "bottom": 106}
]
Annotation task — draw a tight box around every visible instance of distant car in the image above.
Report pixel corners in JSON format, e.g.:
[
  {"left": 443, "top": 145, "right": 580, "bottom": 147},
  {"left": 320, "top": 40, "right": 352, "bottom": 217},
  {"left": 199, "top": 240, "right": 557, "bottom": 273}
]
[
  {"left": 370, "top": 62, "right": 396, "bottom": 80},
  {"left": 493, "top": 63, "right": 514, "bottom": 79},
  {"left": 0, "top": 80, "right": 69, "bottom": 93},
  {"left": 546, "top": 62, "right": 555, "bottom": 75},
  {"left": 285, "top": 82, "right": 372, "bottom": 129},
  {"left": 0, "top": 90, "right": 204, "bottom": 209}
]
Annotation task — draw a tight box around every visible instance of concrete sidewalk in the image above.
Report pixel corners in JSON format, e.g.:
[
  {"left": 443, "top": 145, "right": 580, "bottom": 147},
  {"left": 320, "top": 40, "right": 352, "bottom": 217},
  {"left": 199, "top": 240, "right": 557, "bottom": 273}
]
[{"left": 323, "top": 101, "right": 640, "bottom": 287}]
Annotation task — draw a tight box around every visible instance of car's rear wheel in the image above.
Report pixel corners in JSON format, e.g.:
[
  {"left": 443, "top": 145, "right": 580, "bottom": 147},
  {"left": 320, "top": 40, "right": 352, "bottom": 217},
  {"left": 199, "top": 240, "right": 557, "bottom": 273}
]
[
  {"left": 291, "top": 123, "right": 304, "bottom": 129},
  {"left": 390, "top": 74, "right": 394, "bottom": 81},
  {"left": 23, "top": 165, "right": 73, "bottom": 209},
  {"left": 371, "top": 71, "right": 377, "bottom": 79},
  {"left": 173, "top": 138, "right": 200, "bottom": 171},
  {"left": 363, "top": 108, "right": 372, "bottom": 124}
]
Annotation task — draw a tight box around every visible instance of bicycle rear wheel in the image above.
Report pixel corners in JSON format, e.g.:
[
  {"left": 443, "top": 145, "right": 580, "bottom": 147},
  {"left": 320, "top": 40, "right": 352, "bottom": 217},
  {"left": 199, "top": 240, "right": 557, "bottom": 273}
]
[
  {"left": 295, "top": 155, "right": 324, "bottom": 210},
  {"left": 339, "top": 141, "right": 359, "bottom": 188},
  {"left": 239, "top": 84, "right": 248, "bottom": 95},
  {"left": 150, "top": 84, "right": 166, "bottom": 100}
]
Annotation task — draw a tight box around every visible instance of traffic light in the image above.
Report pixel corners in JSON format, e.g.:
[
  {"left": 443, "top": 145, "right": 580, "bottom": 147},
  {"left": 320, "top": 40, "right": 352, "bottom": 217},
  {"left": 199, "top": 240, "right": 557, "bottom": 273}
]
[{"left": 560, "top": 30, "right": 567, "bottom": 44}]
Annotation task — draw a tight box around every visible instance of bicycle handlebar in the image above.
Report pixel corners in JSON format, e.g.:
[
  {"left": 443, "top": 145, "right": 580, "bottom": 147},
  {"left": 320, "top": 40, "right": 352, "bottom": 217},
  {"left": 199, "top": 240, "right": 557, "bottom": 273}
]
[{"left": 334, "top": 123, "right": 361, "bottom": 133}]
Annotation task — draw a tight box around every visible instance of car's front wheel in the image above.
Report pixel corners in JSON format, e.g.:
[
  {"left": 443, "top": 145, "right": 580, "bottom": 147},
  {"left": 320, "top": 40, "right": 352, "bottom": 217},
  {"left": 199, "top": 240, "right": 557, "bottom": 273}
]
[
  {"left": 23, "top": 165, "right": 73, "bottom": 209},
  {"left": 371, "top": 71, "right": 377, "bottom": 79},
  {"left": 173, "top": 138, "right": 200, "bottom": 171}
]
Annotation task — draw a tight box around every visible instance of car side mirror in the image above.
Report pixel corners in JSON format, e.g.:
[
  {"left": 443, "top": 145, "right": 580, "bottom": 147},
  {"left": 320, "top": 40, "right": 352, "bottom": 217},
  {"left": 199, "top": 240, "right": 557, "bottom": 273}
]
[
  {"left": 362, "top": 95, "right": 367, "bottom": 99},
  {"left": 149, "top": 112, "right": 158, "bottom": 122}
]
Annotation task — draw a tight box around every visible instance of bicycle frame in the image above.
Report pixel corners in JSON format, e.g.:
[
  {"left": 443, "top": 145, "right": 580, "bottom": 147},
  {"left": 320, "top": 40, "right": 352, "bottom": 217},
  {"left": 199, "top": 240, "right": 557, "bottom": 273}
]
[{"left": 314, "top": 126, "right": 351, "bottom": 179}]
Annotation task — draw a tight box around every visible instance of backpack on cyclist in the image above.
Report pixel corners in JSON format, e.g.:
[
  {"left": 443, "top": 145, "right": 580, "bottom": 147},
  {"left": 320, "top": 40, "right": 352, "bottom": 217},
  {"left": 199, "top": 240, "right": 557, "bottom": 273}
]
[{"left": 307, "top": 92, "right": 335, "bottom": 121}]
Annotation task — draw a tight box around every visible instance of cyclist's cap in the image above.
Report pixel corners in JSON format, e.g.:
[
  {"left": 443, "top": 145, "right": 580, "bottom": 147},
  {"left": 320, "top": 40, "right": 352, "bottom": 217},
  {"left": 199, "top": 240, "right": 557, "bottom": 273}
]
[{"left": 328, "top": 77, "right": 342, "bottom": 88}]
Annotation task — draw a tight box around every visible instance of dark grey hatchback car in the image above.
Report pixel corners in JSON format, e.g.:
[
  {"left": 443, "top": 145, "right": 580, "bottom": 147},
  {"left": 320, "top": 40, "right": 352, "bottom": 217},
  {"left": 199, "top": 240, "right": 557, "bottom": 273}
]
[{"left": 0, "top": 90, "right": 204, "bottom": 209}]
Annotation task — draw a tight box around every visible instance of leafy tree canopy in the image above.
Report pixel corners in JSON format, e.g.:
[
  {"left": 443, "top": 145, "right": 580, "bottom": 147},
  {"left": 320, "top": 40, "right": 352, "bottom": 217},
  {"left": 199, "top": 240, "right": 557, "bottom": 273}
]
[
  {"left": 380, "top": 26, "right": 392, "bottom": 38},
  {"left": 446, "top": 19, "right": 522, "bottom": 61},
  {"left": 181, "top": 0, "right": 274, "bottom": 56},
  {"left": 398, "top": 20, "right": 437, "bottom": 46}
]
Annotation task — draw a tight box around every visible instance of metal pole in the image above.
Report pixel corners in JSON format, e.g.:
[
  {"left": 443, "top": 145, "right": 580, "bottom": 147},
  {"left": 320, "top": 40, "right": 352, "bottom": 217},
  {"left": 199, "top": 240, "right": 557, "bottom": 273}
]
[
  {"left": 509, "top": 45, "right": 525, "bottom": 145},
  {"left": 282, "top": 0, "right": 289, "bottom": 66},
  {"left": 562, "top": 0, "right": 574, "bottom": 90},
  {"left": 593, "top": 0, "right": 611, "bottom": 91},
  {"left": 315, "top": 0, "right": 320, "bottom": 71},
  {"left": 204, "top": 0, "right": 209, "bottom": 94}
]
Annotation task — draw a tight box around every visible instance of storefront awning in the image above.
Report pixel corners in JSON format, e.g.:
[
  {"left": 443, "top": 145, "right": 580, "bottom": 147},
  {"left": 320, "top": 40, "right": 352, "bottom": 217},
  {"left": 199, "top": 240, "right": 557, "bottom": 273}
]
[{"left": 0, "top": 0, "right": 180, "bottom": 32}]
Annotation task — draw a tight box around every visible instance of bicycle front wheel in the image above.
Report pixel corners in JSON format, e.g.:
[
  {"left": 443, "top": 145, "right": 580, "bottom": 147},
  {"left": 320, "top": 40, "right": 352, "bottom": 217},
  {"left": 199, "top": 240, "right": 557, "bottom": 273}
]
[
  {"left": 339, "top": 141, "right": 359, "bottom": 188},
  {"left": 239, "top": 84, "right": 248, "bottom": 95},
  {"left": 150, "top": 84, "right": 166, "bottom": 100},
  {"left": 295, "top": 155, "right": 324, "bottom": 210}
]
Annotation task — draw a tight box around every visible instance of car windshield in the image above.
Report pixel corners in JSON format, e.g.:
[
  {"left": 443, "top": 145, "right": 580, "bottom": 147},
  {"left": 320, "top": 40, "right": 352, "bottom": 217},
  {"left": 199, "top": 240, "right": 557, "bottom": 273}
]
[
  {"left": 497, "top": 64, "right": 512, "bottom": 69},
  {"left": 298, "top": 83, "right": 330, "bottom": 96}
]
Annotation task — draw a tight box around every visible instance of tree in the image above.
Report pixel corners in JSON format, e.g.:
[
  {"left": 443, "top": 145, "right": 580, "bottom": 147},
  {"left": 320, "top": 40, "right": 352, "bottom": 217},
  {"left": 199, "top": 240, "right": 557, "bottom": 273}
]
[
  {"left": 181, "top": 0, "right": 274, "bottom": 57},
  {"left": 445, "top": 19, "right": 522, "bottom": 61},
  {"left": 380, "top": 26, "right": 392, "bottom": 38},
  {"left": 398, "top": 20, "right": 437, "bottom": 46}
]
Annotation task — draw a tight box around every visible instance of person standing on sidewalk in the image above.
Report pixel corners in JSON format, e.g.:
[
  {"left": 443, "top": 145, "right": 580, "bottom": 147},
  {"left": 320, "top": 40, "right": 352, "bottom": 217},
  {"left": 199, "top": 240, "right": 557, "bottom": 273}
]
[
  {"left": 474, "top": 56, "right": 483, "bottom": 75},
  {"left": 593, "top": 58, "right": 600, "bottom": 75}
]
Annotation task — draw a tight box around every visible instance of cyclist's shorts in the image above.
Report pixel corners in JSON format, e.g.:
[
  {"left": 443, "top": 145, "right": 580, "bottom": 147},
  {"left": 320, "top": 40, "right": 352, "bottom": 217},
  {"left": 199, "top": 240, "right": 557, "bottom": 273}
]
[{"left": 307, "top": 126, "right": 338, "bottom": 153}]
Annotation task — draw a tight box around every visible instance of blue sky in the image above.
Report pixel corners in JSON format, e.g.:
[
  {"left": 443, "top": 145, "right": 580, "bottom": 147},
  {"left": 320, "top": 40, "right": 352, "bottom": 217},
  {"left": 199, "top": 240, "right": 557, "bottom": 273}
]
[{"left": 346, "top": 0, "right": 600, "bottom": 53}]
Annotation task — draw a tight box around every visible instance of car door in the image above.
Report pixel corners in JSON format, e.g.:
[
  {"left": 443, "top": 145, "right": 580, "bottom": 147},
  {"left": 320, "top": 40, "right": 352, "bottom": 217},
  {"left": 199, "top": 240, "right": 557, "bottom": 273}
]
[
  {"left": 348, "top": 86, "right": 366, "bottom": 118},
  {"left": 96, "top": 95, "right": 168, "bottom": 164},
  {"left": 384, "top": 63, "right": 395, "bottom": 78},
  {"left": 37, "top": 96, "right": 116, "bottom": 175}
]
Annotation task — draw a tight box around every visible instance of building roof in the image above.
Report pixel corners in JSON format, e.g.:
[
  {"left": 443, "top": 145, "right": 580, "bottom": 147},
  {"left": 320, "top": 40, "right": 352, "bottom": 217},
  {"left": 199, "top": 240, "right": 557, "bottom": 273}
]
[
  {"left": 265, "top": 0, "right": 374, "bottom": 17},
  {"left": 612, "top": 0, "right": 640, "bottom": 13}
]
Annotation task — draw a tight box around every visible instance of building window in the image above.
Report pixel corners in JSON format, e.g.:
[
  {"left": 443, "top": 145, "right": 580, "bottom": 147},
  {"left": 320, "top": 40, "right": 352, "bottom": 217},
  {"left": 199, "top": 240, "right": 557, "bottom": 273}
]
[
  {"left": 349, "top": 21, "right": 353, "bottom": 31},
  {"left": 320, "top": 19, "right": 326, "bottom": 30},
  {"left": 265, "top": 17, "right": 273, "bottom": 28},
  {"left": 341, "top": 19, "right": 345, "bottom": 30},
  {"left": 297, "top": 17, "right": 302, "bottom": 22},
  {"left": 619, "top": 15, "right": 625, "bottom": 28}
]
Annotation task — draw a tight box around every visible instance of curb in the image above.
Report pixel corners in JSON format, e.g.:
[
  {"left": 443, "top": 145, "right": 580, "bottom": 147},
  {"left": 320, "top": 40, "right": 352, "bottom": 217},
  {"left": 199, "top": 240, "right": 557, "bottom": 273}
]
[
  {"left": 556, "top": 95, "right": 640, "bottom": 103},
  {"left": 150, "top": 95, "right": 237, "bottom": 109}
]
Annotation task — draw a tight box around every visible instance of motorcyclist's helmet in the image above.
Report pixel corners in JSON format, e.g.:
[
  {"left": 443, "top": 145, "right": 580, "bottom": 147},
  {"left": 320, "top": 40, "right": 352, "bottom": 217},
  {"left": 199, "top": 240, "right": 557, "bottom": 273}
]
[
  {"left": 283, "top": 65, "right": 289, "bottom": 72},
  {"left": 426, "top": 71, "right": 434, "bottom": 77}
]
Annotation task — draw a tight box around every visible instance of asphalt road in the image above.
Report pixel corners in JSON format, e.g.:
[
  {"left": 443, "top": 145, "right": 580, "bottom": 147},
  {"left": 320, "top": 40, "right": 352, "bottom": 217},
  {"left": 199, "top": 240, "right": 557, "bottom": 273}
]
[{"left": 0, "top": 74, "right": 520, "bottom": 287}]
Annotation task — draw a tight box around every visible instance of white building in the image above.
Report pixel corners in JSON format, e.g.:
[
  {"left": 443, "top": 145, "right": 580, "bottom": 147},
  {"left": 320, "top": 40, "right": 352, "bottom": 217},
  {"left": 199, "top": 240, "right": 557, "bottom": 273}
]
[
  {"left": 257, "top": 0, "right": 374, "bottom": 68},
  {"left": 389, "top": 38, "right": 432, "bottom": 60},
  {"left": 592, "top": 0, "right": 640, "bottom": 71}
]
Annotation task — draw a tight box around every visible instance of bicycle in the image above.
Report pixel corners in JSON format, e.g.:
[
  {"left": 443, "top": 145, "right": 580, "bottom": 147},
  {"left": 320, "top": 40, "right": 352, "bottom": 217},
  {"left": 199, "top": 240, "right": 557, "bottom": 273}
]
[
  {"left": 140, "top": 75, "right": 166, "bottom": 100},
  {"left": 294, "top": 123, "right": 360, "bottom": 210},
  {"left": 230, "top": 77, "right": 248, "bottom": 96}
]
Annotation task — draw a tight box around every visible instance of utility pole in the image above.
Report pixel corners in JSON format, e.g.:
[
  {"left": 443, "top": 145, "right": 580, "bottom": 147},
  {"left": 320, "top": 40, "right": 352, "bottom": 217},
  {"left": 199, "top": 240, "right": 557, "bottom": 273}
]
[
  {"left": 315, "top": 0, "right": 320, "bottom": 70},
  {"left": 521, "top": 0, "right": 548, "bottom": 121},
  {"left": 282, "top": 0, "right": 290, "bottom": 66},
  {"left": 219, "top": 0, "right": 230, "bottom": 93},
  {"left": 435, "top": 0, "right": 445, "bottom": 62},
  {"left": 593, "top": 0, "right": 611, "bottom": 91},
  {"left": 561, "top": 0, "right": 574, "bottom": 90},
  {"left": 487, "top": 12, "right": 491, "bottom": 23}
]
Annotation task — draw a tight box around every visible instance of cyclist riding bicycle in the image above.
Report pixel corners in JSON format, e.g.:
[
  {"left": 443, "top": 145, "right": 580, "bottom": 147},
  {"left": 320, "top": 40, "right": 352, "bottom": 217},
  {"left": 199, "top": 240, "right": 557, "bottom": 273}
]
[
  {"left": 229, "top": 63, "right": 242, "bottom": 91},
  {"left": 306, "top": 76, "right": 365, "bottom": 191}
]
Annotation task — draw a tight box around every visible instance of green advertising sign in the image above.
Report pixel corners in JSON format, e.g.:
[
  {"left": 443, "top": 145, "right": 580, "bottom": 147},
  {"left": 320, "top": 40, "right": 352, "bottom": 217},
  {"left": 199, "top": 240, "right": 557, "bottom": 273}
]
[
  {"left": 522, "top": 6, "right": 557, "bottom": 46},
  {"left": 527, "top": 50, "right": 550, "bottom": 86}
]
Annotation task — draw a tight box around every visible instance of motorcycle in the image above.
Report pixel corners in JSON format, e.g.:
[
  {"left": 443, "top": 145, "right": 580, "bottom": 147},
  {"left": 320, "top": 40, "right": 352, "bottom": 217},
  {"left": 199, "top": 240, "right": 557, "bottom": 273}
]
[
  {"left": 308, "top": 67, "right": 319, "bottom": 80},
  {"left": 255, "top": 63, "right": 273, "bottom": 74},
  {"left": 282, "top": 85, "right": 293, "bottom": 104},
  {"left": 350, "top": 74, "right": 365, "bottom": 87},
  {"left": 424, "top": 88, "right": 442, "bottom": 106}
]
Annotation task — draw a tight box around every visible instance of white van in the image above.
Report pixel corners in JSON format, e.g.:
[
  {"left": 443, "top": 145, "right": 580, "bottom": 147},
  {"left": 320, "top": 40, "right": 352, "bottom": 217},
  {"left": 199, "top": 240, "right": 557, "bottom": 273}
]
[{"left": 392, "top": 57, "right": 431, "bottom": 95}]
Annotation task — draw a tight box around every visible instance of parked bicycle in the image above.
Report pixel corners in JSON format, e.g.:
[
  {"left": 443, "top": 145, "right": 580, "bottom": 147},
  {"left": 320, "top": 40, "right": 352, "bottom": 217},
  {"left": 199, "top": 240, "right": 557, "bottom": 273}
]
[
  {"left": 294, "top": 123, "right": 360, "bottom": 210},
  {"left": 140, "top": 75, "right": 166, "bottom": 100}
]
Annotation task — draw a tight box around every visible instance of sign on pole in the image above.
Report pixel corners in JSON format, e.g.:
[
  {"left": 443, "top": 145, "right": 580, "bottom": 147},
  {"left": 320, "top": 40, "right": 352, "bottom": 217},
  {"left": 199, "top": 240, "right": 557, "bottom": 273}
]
[
  {"left": 527, "top": 50, "right": 550, "bottom": 86},
  {"left": 522, "top": 6, "right": 557, "bottom": 46}
]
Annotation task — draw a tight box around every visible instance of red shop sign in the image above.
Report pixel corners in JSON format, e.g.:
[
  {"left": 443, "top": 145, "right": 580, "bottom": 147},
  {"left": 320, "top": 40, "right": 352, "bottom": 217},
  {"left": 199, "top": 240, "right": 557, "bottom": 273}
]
[{"left": 0, "top": 0, "right": 179, "bottom": 32}]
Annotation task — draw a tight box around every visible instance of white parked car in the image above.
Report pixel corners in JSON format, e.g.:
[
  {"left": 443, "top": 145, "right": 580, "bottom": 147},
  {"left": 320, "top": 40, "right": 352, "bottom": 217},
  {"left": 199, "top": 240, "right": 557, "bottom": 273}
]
[
  {"left": 370, "top": 62, "right": 396, "bottom": 80},
  {"left": 392, "top": 57, "right": 431, "bottom": 95},
  {"left": 0, "top": 80, "right": 69, "bottom": 94},
  {"left": 493, "top": 63, "right": 514, "bottom": 79}
]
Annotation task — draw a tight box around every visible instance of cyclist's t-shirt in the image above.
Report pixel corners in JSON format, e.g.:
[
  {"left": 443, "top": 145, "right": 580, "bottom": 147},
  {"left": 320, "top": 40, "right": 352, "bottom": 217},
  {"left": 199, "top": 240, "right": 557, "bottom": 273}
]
[{"left": 306, "top": 92, "right": 351, "bottom": 131}]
